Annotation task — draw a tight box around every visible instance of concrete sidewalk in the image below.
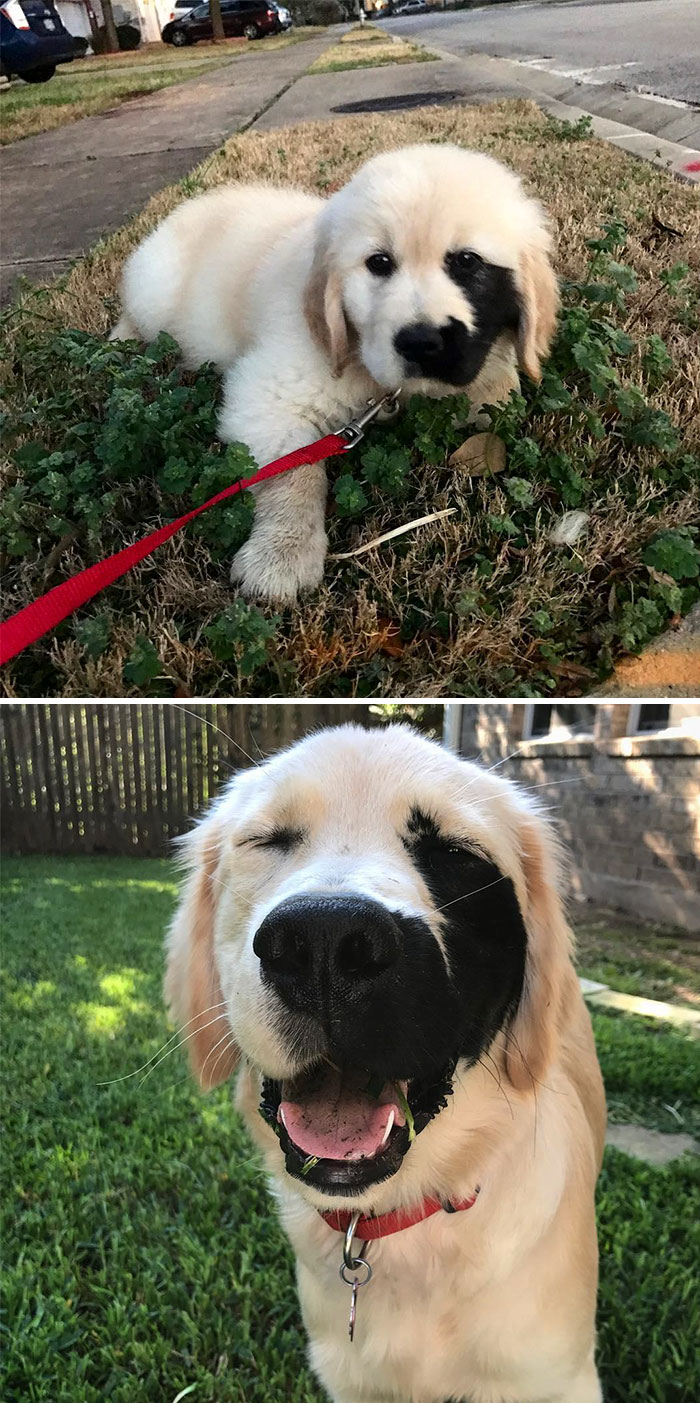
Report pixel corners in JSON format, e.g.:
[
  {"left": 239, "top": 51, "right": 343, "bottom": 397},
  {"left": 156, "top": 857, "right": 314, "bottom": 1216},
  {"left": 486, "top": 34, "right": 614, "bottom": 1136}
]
[
  {"left": 0, "top": 32, "right": 334, "bottom": 303},
  {"left": 255, "top": 48, "right": 700, "bottom": 181}
]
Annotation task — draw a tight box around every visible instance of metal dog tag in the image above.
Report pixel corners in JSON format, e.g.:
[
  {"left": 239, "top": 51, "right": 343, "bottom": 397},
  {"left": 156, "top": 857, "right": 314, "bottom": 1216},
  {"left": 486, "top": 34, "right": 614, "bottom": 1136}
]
[
  {"left": 340, "top": 1258, "right": 372, "bottom": 1343},
  {"left": 340, "top": 1210, "right": 373, "bottom": 1344}
]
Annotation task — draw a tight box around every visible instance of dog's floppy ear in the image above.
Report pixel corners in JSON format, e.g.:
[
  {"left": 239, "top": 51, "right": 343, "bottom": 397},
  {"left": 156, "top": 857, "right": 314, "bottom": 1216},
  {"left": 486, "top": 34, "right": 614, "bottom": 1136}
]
[
  {"left": 515, "top": 239, "right": 560, "bottom": 382},
  {"left": 304, "top": 221, "right": 350, "bottom": 377},
  {"left": 164, "top": 812, "right": 239, "bottom": 1090},
  {"left": 504, "top": 806, "right": 577, "bottom": 1091}
]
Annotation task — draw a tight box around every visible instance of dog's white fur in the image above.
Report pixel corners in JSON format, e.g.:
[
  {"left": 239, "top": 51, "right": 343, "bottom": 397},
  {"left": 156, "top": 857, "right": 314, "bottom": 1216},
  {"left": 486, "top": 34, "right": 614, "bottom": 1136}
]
[
  {"left": 165, "top": 725, "right": 606, "bottom": 1403},
  {"left": 113, "top": 146, "right": 559, "bottom": 602}
]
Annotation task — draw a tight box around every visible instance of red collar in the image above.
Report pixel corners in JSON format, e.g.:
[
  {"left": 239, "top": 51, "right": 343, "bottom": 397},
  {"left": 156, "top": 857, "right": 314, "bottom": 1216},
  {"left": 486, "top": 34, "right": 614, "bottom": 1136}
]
[{"left": 320, "top": 1188, "right": 479, "bottom": 1241}]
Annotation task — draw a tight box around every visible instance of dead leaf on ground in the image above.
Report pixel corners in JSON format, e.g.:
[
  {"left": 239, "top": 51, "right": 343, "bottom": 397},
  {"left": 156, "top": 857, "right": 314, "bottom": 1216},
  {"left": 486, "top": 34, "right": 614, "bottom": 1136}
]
[
  {"left": 449, "top": 432, "right": 507, "bottom": 476},
  {"left": 368, "top": 617, "right": 404, "bottom": 658}
]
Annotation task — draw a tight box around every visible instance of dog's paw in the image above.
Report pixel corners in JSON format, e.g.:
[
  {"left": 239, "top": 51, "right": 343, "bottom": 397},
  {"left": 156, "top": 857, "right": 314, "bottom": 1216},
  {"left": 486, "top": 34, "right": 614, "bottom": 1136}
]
[{"left": 230, "top": 537, "right": 326, "bottom": 604}]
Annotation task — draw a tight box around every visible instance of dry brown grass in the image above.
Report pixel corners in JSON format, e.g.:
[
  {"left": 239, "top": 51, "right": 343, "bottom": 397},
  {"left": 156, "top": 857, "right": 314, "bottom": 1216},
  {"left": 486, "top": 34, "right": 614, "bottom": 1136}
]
[
  {"left": 309, "top": 25, "right": 433, "bottom": 72},
  {"left": 2, "top": 102, "right": 699, "bottom": 698}
]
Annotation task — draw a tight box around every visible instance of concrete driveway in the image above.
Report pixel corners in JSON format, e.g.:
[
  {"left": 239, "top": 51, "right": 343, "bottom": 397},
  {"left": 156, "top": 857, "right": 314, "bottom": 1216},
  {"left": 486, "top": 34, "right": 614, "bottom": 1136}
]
[{"left": 392, "top": 0, "right": 700, "bottom": 105}]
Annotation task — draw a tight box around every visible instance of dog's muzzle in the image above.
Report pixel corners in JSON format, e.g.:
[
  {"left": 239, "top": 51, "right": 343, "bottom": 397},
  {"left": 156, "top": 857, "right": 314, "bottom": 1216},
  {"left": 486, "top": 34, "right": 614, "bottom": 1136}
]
[
  {"left": 393, "top": 316, "right": 484, "bottom": 387},
  {"left": 253, "top": 892, "right": 459, "bottom": 1195}
]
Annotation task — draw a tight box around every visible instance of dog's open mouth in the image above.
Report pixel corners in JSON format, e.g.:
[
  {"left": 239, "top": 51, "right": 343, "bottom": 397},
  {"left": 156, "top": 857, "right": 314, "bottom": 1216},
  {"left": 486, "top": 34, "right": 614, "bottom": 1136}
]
[{"left": 260, "top": 1062, "right": 456, "bottom": 1195}]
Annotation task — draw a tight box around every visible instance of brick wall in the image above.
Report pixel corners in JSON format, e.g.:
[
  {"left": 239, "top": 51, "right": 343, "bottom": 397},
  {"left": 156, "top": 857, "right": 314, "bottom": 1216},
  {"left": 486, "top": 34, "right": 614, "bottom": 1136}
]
[{"left": 456, "top": 704, "right": 700, "bottom": 933}]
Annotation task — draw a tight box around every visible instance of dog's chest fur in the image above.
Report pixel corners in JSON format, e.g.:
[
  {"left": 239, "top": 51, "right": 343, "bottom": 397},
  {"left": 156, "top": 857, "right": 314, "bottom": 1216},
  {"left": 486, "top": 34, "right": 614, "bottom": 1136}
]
[{"left": 290, "top": 1205, "right": 573, "bottom": 1403}]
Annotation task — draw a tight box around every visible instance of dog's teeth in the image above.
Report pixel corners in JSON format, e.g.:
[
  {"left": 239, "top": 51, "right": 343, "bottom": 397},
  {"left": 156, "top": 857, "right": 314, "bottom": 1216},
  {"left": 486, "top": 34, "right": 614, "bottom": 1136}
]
[
  {"left": 381, "top": 1110, "right": 395, "bottom": 1147},
  {"left": 278, "top": 1106, "right": 288, "bottom": 1129}
]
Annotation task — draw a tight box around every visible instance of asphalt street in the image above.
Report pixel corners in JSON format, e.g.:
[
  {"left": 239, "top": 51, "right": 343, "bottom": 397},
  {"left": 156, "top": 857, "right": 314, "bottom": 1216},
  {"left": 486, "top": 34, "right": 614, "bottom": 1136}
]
[{"left": 392, "top": 0, "right": 700, "bottom": 106}]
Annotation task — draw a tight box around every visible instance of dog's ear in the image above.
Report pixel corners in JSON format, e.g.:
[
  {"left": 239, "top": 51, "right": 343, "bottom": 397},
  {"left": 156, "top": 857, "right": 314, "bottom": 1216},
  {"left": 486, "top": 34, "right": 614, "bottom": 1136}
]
[
  {"left": 515, "top": 240, "right": 560, "bottom": 382},
  {"left": 504, "top": 807, "right": 577, "bottom": 1091},
  {"left": 164, "top": 813, "right": 239, "bottom": 1090},
  {"left": 304, "top": 224, "right": 350, "bottom": 377}
]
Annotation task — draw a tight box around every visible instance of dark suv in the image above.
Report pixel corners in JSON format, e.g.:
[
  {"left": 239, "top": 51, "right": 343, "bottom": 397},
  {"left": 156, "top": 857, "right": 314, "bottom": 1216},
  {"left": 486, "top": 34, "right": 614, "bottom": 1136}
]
[
  {"left": 0, "top": 0, "right": 78, "bottom": 81},
  {"left": 161, "top": 0, "right": 286, "bottom": 44}
]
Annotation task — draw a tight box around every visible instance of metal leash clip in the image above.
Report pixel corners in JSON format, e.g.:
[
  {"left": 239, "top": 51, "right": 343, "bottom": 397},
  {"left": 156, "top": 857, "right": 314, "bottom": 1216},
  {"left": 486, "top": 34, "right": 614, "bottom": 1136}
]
[
  {"left": 338, "top": 390, "right": 401, "bottom": 449},
  {"left": 339, "top": 1210, "right": 373, "bottom": 1344}
]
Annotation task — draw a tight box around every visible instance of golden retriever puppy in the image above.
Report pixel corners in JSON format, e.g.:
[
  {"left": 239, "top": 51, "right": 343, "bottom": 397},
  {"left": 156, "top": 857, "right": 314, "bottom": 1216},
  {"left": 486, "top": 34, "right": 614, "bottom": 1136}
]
[
  {"left": 165, "top": 725, "right": 606, "bottom": 1403},
  {"left": 113, "top": 146, "right": 559, "bottom": 603}
]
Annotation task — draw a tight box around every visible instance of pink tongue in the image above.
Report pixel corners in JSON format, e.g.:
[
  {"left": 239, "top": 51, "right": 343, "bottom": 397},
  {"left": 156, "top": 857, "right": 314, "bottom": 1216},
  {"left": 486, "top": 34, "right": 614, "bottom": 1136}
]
[{"left": 279, "top": 1068, "right": 406, "bottom": 1162}]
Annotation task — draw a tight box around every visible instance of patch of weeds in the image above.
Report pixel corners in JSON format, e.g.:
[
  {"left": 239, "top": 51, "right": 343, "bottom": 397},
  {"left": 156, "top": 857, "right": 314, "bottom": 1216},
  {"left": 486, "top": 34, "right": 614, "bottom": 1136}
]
[
  {"left": 592, "top": 1006, "right": 700, "bottom": 1137},
  {"left": 123, "top": 635, "right": 162, "bottom": 688},
  {"left": 1, "top": 329, "right": 257, "bottom": 690},
  {"left": 660, "top": 261, "right": 698, "bottom": 330},
  {"left": 204, "top": 600, "right": 279, "bottom": 677},
  {"left": 544, "top": 112, "right": 594, "bottom": 142}
]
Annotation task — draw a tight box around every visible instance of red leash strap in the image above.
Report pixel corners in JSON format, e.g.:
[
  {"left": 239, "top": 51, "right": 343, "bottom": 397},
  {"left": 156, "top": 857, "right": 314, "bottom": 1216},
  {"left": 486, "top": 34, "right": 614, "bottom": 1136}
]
[
  {"left": 0, "top": 431, "right": 346, "bottom": 668},
  {"left": 320, "top": 1190, "right": 479, "bottom": 1241}
]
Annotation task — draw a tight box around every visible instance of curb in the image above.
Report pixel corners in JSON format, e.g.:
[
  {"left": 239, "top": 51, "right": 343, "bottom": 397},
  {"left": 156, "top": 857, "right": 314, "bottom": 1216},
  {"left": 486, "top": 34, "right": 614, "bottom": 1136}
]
[
  {"left": 580, "top": 977, "right": 700, "bottom": 1035},
  {"left": 424, "top": 45, "right": 700, "bottom": 181}
]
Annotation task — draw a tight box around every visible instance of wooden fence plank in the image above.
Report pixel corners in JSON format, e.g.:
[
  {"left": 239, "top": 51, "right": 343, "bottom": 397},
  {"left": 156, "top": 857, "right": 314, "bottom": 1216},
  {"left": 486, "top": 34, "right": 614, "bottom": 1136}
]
[{"left": 0, "top": 704, "right": 395, "bottom": 856}]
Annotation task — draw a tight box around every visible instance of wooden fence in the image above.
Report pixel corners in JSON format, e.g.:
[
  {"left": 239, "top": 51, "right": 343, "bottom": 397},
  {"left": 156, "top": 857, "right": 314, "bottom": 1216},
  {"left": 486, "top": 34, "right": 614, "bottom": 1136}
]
[{"left": 1, "top": 703, "right": 423, "bottom": 857}]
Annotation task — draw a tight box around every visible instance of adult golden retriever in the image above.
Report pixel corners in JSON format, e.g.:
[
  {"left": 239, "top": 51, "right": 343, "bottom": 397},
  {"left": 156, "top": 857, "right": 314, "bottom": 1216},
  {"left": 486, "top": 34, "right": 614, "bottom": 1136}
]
[
  {"left": 165, "top": 724, "right": 606, "bottom": 1403},
  {"left": 113, "top": 145, "right": 559, "bottom": 603}
]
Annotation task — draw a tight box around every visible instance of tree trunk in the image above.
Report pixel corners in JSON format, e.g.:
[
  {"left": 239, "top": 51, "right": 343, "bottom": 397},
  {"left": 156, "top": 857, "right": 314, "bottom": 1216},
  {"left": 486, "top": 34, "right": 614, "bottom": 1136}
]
[
  {"left": 100, "top": 0, "right": 120, "bottom": 51},
  {"left": 84, "top": 0, "right": 100, "bottom": 40},
  {"left": 210, "top": 0, "right": 225, "bottom": 41}
]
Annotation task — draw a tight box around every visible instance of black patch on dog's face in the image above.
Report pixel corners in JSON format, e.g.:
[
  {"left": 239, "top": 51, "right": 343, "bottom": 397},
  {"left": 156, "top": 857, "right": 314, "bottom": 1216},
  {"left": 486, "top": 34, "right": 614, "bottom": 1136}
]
[
  {"left": 402, "top": 807, "right": 527, "bottom": 1066},
  {"left": 394, "top": 254, "right": 521, "bottom": 388}
]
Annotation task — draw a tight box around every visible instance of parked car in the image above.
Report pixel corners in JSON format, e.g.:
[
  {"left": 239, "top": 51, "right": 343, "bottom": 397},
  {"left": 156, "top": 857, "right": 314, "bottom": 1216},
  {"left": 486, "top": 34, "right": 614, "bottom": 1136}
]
[
  {"left": 163, "top": 0, "right": 198, "bottom": 27},
  {"left": 161, "top": 0, "right": 288, "bottom": 44},
  {"left": 392, "top": 1, "right": 428, "bottom": 15},
  {"left": 0, "top": 0, "right": 78, "bottom": 82}
]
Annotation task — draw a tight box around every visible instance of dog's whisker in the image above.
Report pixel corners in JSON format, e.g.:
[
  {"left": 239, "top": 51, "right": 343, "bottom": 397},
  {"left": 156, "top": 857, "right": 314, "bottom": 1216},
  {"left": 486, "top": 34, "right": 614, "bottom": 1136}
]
[
  {"left": 478, "top": 1052, "right": 515, "bottom": 1121},
  {"left": 200, "top": 1028, "right": 239, "bottom": 1088},
  {"left": 246, "top": 723, "right": 268, "bottom": 765},
  {"left": 207, "top": 870, "right": 257, "bottom": 905},
  {"left": 172, "top": 704, "right": 261, "bottom": 770},
  {"left": 138, "top": 1008, "right": 232, "bottom": 1088},
  {"left": 434, "top": 873, "right": 509, "bottom": 914},
  {"left": 97, "top": 1001, "right": 228, "bottom": 1086}
]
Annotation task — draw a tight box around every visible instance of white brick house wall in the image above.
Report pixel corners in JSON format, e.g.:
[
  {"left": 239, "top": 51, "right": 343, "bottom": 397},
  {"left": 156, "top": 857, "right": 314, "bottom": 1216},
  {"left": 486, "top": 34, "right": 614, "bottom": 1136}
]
[{"left": 453, "top": 703, "right": 700, "bottom": 933}]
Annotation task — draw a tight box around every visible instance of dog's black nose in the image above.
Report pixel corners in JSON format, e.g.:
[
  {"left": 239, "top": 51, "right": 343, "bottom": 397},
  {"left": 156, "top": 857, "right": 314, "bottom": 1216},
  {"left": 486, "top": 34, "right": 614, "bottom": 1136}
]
[
  {"left": 253, "top": 894, "right": 400, "bottom": 1013},
  {"left": 394, "top": 321, "right": 445, "bottom": 369}
]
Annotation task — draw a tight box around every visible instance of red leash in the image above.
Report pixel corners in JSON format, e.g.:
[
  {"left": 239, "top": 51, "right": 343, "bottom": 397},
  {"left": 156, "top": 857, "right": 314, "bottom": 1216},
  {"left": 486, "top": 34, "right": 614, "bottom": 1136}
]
[{"left": 0, "top": 394, "right": 398, "bottom": 668}]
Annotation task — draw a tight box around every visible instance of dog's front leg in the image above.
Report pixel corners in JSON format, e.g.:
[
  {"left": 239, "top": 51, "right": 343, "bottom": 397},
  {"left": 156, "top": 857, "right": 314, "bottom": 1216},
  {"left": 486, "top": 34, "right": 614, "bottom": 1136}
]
[
  {"left": 230, "top": 457, "right": 328, "bottom": 604},
  {"left": 220, "top": 369, "right": 331, "bottom": 601}
]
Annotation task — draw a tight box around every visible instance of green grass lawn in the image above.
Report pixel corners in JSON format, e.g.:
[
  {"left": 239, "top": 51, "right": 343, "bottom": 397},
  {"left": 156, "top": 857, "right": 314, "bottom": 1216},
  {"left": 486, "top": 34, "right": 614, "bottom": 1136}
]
[
  {"left": 576, "top": 908, "right": 700, "bottom": 1011},
  {"left": 2, "top": 855, "right": 699, "bottom": 1402}
]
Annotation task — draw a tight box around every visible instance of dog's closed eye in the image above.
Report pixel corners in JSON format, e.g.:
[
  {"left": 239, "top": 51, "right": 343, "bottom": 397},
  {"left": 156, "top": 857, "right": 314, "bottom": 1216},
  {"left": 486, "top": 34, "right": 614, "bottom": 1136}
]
[
  {"left": 239, "top": 827, "right": 307, "bottom": 852},
  {"left": 366, "top": 252, "right": 396, "bottom": 278}
]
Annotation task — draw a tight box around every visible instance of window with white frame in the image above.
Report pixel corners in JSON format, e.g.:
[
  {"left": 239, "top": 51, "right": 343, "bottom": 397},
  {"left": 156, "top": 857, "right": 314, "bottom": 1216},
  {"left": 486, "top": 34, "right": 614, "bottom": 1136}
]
[
  {"left": 627, "top": 703, "right": 672, "bottom": 735},
  {"left": 522, "top": 703, "right": 597, "bottom": 742}
]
